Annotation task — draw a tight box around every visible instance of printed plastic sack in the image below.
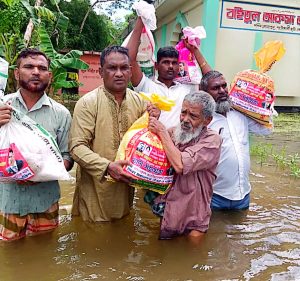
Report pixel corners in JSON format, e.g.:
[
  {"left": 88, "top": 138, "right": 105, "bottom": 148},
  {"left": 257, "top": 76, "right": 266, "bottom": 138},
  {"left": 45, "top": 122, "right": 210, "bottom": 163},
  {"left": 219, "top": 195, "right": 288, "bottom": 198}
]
[
  {"left": 229, "top": 41, "right": 285, "bottom": 127},
  {"left": 114, "top": 93, "right": 175, "bottom": 194},
  {"left": 132, "top": 0, "right": 156, "bottom": 30},
  {"left": 122, "top": 0, "right": 156, "bottom": 78},
  {"left": 0, "top": 58, "right": 9, "bottom": 97},
  {"left": 0, "top": 101, "right": 72, "bottom": 182},
  {"left": 123, "top": 27, "right": 155, "bottom": 78},
  {"left": 175, "top": 26, "right": 206, "bottom": 84}
]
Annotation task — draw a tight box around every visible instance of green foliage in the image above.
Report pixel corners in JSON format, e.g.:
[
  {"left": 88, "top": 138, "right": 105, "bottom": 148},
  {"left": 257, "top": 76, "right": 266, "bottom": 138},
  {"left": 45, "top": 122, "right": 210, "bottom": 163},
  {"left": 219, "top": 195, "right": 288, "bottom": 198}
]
[
  {"left": 250, "top": 142, "right": 273, "bottom": 166},
  {"left": 0, "top": 2, "right": 28, "bottom": 33},
  {"left": 289, "top": 154, "right": 300, "bottom": 177},
  {"left": 55, "top": 12, "right": 68, "bottom": 33},
  {"left": 35, "top": 6, "right": 56, "bottom": 21},
  {"left": 0, "top": 0, "right": 132, "bottom": 94},
  {"left": 37, "top": 25, "right": 89, "bottom": 94},
  {"left": 20, "top": 0, "right": 68, "bottom": 44},
  {"left": 0, "top": 0, "right": 19, "bottom": 7},
  {"left": 50, "top": 0, "right": 119, "bottom": 51},
  {"left": 104, "top": 0, "right": 135, "bottom": 16},
  {"left": 272, "top": 147, "right": 288, "bottom": 170},
  {"left": 0, "top": 33, "right": 25, "bottom": 93},
  {"left": 274, "top": 113, "right": 300, "bottom": 134},
  {"left": 0, "top": 0, "right": 28, "bottom": 93},
  {"left": 251, "top": 141, "right": 300, "bottom": 178}
]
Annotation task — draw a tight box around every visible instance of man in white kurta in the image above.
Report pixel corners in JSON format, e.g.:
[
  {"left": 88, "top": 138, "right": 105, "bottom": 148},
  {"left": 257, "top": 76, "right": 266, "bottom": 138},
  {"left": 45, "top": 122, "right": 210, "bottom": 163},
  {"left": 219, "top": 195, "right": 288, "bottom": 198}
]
[{"left": 200, "top": 71, "right": 272, "bottom": 210}]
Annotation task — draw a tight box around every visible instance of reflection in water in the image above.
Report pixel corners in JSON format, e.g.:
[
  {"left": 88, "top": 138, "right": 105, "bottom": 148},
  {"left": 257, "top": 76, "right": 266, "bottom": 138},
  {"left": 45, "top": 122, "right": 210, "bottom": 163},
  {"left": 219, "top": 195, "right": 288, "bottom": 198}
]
[{"left": 0, "top": 137, "right": 299, "bottom": 281}]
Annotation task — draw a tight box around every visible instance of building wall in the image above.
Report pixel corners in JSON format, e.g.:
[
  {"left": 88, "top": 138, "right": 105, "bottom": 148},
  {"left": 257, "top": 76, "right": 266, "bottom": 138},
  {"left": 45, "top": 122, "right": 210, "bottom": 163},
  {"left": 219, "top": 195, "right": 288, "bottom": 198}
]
[
  {"left": 153, "top": 0, "right": 300, "bottom": 107},
  {"left": 215, "top": 0, "right": 300, "bottom": 105},
  {"left": 78, "top": 53, "right": 103, "bottom": 96}
]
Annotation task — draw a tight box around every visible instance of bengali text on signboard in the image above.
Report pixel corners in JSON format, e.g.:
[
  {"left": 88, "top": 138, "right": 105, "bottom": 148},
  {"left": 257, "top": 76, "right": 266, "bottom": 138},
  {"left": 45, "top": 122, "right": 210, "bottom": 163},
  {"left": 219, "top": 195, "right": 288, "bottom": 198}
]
[{"left": 220, "top": 0, "right": 300, "bottom": 35}]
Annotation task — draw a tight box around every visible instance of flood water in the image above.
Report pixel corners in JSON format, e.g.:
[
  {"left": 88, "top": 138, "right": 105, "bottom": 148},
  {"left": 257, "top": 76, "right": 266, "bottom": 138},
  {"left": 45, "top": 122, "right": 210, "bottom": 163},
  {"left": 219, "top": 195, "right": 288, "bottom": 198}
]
[{"left": 0, "top": 132, "right": 299, "bottom": 280}]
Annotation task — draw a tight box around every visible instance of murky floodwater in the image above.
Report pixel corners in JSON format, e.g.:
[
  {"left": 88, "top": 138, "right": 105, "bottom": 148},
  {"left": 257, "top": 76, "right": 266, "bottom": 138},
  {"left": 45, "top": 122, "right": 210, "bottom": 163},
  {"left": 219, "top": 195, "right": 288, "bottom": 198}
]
[{"left": 0, "top": 133, "right": 299, "bottom": 281}]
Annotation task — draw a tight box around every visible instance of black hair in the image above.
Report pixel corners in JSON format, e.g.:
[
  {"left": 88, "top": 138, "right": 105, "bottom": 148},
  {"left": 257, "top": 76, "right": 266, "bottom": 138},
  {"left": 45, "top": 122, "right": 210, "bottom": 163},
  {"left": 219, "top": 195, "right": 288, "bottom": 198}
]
[
  {"left": 200, "top": 70, "right": 224, "bottom": 91},
  {"left": 100, "top": 45, "right": 129, "bottom": 67},
  {"left": 16, "top": 48, "right": 50, "bottom": 68},
  {"left": 157, "top": 46, "right": 179, "bottom": 63}
]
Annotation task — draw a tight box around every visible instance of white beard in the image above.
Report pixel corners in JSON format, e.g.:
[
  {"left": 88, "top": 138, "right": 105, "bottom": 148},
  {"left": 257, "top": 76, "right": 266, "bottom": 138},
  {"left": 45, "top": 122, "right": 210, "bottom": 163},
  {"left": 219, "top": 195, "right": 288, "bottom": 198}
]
[
  {"left": 174, "top": 123, "right": 203, "bottom": 145},
  {"left": 216, "top": 100, "right": 231, "bottom": 114}
]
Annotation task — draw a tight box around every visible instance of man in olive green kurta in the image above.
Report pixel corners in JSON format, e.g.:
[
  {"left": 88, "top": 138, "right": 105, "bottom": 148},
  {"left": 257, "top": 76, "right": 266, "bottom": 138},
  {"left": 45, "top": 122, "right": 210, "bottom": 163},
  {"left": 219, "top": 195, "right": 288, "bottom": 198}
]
[{"left": 69, "top": 46, "right": 158, "bottom": 222}]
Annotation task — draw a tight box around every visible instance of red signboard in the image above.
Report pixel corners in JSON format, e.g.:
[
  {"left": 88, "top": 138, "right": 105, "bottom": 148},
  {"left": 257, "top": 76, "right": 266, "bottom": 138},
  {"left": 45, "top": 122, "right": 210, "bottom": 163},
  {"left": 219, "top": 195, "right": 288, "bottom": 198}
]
[{"left": 79, "top": 52, "right": 103, "bottom": 96}]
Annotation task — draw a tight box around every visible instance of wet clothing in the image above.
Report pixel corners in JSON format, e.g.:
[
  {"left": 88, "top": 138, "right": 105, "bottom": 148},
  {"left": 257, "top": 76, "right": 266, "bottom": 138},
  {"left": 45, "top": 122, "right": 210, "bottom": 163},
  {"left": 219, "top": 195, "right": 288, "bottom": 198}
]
[
  {"left": 0, "top": 91, "right": 72, "bottom": 216},
  {"left": 211, "top": 193, "right": 250, "bottom": 210},
  {"left": 0, "top": 202, "right": 59, "bottom": 241},
  {"left": 154, "top": 127, "right": 222, "bottom": 239},
  {"left": 69, "top": 86, "right": 146, "bottom": 222},
  {"left": 134, "top": 74, "right": 196, "bottom": 129},
  {"left": 208, "top": 110, "right": 272, "bottom": 208},
  {"left": 151, "top": 201, "right": 165, "bottom": 217}
]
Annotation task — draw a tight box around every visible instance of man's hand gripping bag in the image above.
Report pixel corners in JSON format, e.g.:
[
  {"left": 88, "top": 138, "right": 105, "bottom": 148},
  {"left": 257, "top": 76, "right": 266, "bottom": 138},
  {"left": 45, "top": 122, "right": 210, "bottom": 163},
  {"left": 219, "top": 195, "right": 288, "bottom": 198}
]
[
  {"left": 115, "top": 93, "right": 175, "bottom": 194},
  {"left": 0, "top": 102, "right": 72, "bottom": 183},
  {"left": 229, "top": 41, "right": 285, "bottom": 127}
]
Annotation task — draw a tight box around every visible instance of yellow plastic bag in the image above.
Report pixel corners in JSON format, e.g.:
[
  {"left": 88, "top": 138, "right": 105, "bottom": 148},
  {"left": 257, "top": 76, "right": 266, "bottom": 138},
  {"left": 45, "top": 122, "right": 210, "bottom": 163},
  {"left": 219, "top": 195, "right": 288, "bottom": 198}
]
[
  {"left": 254, "top": 40, "right": 286, "bottom": 73},
  {"left": 229, "top": 41, "right": 285, "bottom": 127},
  {"left": 115, "top": 93, "right": 175, "bottom": 194}
]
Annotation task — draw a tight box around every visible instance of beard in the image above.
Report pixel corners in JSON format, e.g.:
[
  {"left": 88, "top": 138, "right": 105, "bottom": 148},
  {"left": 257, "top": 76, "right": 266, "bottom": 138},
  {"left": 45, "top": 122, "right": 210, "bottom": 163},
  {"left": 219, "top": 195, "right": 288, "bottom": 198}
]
[
  {"left": 216, "top": 99, "right": 231, "bottom": 115},
  {"left": 19, "top": 79, "right": 49, "bottom": 93},
  {"left": 174, "top": 122, "right": 204, "bottom": 145}
]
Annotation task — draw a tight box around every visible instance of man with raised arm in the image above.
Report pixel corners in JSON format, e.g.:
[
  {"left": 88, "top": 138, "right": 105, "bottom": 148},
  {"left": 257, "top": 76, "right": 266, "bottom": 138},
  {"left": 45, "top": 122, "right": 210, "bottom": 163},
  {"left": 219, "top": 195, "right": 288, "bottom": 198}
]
[
  {"left": 126, "top": 17, "right": 211, "bottom": 129},
  {"left": 200, "top": 71, "right": 273, "bottom": 210}
]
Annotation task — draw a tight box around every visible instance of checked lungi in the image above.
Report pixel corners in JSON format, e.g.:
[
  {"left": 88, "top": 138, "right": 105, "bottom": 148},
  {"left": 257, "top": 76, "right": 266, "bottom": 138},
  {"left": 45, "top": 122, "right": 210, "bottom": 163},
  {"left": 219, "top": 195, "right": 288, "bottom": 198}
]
[{"left": 0, "top": 202, "right": 59, "bottom": 241}]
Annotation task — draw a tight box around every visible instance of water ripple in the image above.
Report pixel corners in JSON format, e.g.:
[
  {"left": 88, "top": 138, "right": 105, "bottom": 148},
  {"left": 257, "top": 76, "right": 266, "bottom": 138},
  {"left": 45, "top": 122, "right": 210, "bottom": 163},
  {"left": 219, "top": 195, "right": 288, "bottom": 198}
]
[{"left": 243, "top": 253, "right": 283, "bottom": 280}]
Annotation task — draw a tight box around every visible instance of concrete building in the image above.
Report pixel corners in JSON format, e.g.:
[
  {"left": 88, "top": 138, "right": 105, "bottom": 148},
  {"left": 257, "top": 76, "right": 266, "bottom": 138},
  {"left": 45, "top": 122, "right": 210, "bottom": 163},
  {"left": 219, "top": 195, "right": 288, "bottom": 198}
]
[
  {"left": 78, "top": 51, "right": 103, "bottom": 96},
  {"left": 153, "top": 0, "right": 300, "bottom": 109}
]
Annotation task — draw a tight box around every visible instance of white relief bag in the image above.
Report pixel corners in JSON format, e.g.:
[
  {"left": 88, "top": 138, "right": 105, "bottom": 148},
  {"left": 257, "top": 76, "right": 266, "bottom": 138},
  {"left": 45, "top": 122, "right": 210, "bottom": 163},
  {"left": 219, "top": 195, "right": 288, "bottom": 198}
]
[
  {"left": 0, "top": 100, "right": 72, "bottom": 182},
  {"left": 122, "top": 0, "right": 156, "bottom": 77}
]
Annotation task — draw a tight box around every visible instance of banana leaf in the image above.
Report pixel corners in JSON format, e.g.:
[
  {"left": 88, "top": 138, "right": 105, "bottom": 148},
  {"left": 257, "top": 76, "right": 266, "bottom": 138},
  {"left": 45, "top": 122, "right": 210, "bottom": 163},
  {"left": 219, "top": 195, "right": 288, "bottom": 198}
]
[
  {"left": 49, "top": 0, "right": 60, "bottom": 5},
  {"left": 62, "top": 50, "right": 82, "bottom": 59},
  {"left": 35, "top": 6, "right": 56, "bottom": 22},
  {"left": 53, "top": 80, "right": 79, "bottom": 91},
  {"left": 38, "top": 25, "right": 56, "bottom": 59},
  {"left": 21, "top": 0, "right": 39, "bottom": 26},
  {"left": 56, "top": 58, "right": 89, "bottom": 70},
  {"left": 0, "top": 0, "right": 18, "bottom": 7},
  {"left": 56, "top": 12, "right": 68, "bottom": 33}
]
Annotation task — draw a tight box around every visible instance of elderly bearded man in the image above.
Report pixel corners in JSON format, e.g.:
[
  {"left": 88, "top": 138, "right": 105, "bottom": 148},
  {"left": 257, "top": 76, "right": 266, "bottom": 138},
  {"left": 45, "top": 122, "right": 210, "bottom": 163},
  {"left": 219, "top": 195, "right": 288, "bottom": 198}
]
[{"left": 148, "top": 91, "right": 222, "bottom": 240}]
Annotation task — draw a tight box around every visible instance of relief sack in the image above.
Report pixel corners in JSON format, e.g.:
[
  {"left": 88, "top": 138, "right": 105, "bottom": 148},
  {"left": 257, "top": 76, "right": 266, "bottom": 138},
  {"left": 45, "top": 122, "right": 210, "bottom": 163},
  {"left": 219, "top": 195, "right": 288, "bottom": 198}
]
[{"left": 0, "top": 102, "right": 72, "bottom": 182}]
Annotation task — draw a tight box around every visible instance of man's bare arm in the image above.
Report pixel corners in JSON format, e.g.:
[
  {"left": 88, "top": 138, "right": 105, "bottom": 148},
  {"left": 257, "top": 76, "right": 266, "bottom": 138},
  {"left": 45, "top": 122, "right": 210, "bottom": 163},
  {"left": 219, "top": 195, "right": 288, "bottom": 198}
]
[
  {"left": 185, "top": 39, "right": 212, "bottom": 75},
  {"left": 126, "top": 17, "right": 144, "bottom": 87}
]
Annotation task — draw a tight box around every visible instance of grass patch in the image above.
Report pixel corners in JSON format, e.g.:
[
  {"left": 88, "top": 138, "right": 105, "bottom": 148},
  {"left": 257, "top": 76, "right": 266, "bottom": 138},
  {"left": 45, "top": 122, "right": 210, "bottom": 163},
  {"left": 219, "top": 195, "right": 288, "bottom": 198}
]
[
  {"left": 250, "top": 142, "right": 300, "bottom": 178},
  {"left": 274, "top": 113, "right": 300, "bottom": 134},
  {"left": 251, "top": 113, "right": 300, "bottom": 177}
]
